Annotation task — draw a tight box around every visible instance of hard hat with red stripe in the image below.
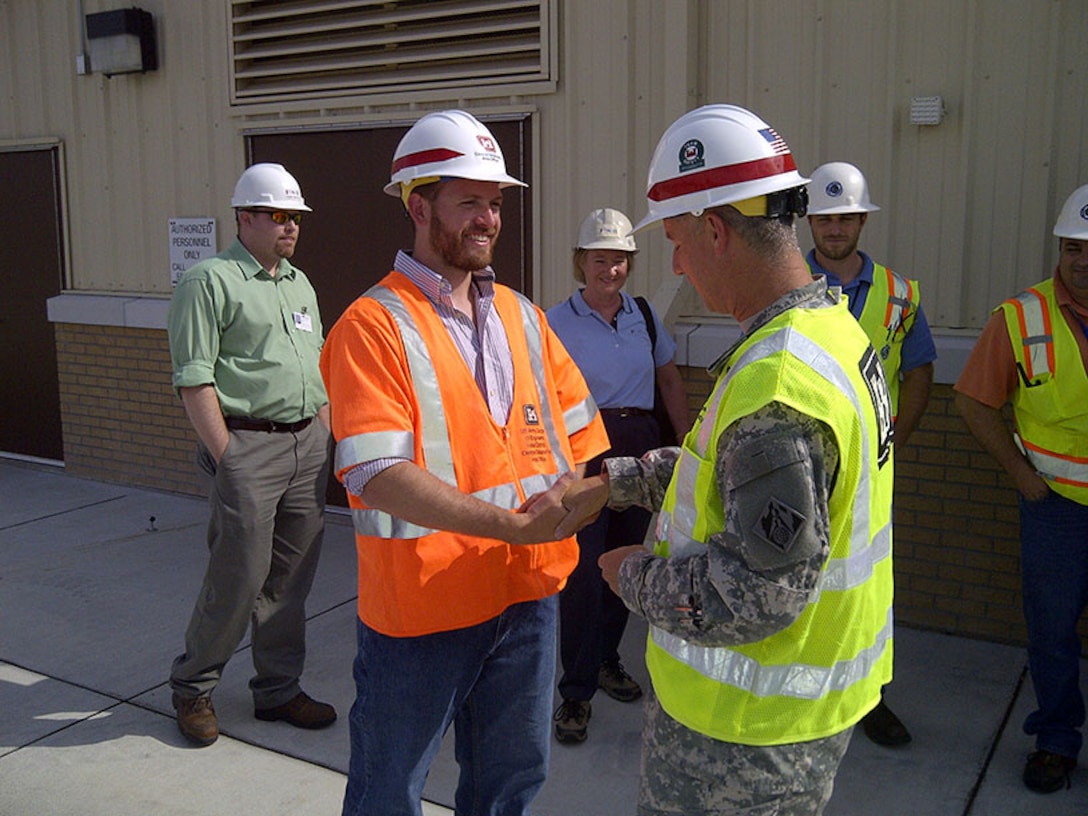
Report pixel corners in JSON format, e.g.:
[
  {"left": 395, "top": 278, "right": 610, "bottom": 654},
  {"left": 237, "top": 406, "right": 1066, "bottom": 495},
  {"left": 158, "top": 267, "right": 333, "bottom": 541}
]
[
  {"left": 633, "top": 104, "right": 809, "bottom": 231},
  {"left": 384, "top": 110, "right": 527, "bottom": 206}
]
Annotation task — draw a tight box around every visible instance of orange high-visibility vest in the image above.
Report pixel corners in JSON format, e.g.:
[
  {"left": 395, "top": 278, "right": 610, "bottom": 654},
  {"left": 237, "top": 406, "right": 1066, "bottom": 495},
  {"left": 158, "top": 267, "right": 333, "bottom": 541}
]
[{"left": 321, "top": 271, "right": 610, "bottom": 636}]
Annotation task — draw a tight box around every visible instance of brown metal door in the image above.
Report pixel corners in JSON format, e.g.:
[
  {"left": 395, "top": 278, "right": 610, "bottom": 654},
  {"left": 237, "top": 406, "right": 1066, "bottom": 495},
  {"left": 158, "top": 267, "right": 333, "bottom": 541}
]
[
  {"left": 247, "top": 118, "right": 534, "bottom": 507},
  {"left": 0, "top": 148, "right": 65, "bottom": 461}
]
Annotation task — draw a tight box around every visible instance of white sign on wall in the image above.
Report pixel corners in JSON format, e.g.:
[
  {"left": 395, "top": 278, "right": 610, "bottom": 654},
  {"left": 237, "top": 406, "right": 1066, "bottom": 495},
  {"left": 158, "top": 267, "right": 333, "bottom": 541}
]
[{"left": 169, "top": 218, "right": 217, "bottom": 285}]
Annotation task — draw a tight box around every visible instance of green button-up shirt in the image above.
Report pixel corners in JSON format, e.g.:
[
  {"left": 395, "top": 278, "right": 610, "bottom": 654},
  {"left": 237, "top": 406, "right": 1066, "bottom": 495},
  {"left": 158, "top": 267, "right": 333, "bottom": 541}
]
[{"left": 167, "top": 238, "right": 328, "bottom": 422}]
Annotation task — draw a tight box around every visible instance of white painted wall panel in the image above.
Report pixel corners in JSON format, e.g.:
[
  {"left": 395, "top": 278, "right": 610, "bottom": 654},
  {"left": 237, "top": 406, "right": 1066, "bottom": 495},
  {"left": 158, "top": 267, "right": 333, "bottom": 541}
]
[{"left": 2, "top": 0, "right": 1087, "bottom": 330}]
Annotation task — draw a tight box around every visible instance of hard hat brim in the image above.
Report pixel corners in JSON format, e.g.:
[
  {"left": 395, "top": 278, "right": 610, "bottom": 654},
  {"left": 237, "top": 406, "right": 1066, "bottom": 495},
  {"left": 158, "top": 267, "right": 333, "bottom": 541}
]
[
  {"left": 806, "top": 204, "right": 880, "bottom": 215},
  {"left": 383, "top": 176, "right": 527, "bottom": 198}
]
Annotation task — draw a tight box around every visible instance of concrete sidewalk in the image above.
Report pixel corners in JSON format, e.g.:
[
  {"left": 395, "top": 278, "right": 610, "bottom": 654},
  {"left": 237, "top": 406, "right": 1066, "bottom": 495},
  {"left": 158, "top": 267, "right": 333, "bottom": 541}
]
[{"left": 1, "top": 458, "right": 1085, "bottom": 815}]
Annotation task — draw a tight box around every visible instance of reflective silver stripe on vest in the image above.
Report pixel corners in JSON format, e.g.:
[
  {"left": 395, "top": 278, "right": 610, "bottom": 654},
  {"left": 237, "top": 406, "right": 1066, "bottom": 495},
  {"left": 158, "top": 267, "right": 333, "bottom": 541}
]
[
  {"left": 348, "top": 285, "right": 568, "bottom": 539},
  {"left": 1011, "top": 289, "right": 1053, "bottom": 382},
  {"left": 650, "top": 606, "right": 893, "bottom": 700},
  {"left": 516, "top": 292, "right": 572, "bottom": 477},
  {"left": 564, "top": 398, "right": 599, "bottom": 436},
  {"left": 368, "top": 286, "right": 457, "bottom": 484},
  {"left": 884, "top": 269, "right": 912, "bottom": 333},
  {"left": 668, "top": 327, "right": 888, "bottom": 590},
  {"left": 660, "top": 511, "right": 891, "bottom": 597},
  {"left": 1014, "top": 434, "right": 1088, "bottom": 487},
  {"left": 352, "top": 481, "right": 526, "bottom": 539},
  {"left": 335, "top": 430, "right": 414, "bottom": 476}
]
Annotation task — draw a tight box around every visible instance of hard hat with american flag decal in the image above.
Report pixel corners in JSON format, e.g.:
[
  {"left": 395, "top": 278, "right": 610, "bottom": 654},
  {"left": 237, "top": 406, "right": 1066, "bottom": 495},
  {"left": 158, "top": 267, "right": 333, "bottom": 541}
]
[{"left": 633, "top": 104, "right": 809, "bottom": 231}]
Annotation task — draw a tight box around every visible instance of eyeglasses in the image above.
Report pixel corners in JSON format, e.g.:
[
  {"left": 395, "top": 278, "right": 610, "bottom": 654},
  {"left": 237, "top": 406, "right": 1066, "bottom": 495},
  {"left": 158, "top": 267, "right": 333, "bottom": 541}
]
[{"left": 247, "top": 209, "right": 303, "bottom": 225}]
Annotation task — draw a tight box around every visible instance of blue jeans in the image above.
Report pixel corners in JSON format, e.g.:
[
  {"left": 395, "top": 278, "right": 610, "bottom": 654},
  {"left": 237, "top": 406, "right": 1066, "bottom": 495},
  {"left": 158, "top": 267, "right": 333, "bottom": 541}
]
[
  {"left": 1020, "top": 490, "right": 1088, "bottom": 760},
  {"left": 342, "top": 596, "right": 558, "bottom": 816}
]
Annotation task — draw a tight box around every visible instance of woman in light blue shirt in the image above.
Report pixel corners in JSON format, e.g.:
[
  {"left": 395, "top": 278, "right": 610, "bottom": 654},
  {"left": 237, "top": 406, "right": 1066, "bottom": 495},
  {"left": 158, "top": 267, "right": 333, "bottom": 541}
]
[{"left": 546, "top": 208, "right": 689, "bottom": 745}]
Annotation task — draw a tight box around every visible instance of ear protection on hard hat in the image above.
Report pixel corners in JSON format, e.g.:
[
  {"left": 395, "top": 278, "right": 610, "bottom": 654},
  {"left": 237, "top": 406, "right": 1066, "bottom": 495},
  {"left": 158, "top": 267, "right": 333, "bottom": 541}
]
[{"left": 729, "top": 186, "right": 809, "bottom": 219}]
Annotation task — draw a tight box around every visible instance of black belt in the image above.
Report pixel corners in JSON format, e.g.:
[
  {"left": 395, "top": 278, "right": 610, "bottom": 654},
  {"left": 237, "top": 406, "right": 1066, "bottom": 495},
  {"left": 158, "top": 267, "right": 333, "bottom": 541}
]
[
  {"left": 599, "top": 407, "right": 652, "bottom": 418},
  {"left": 225, "top": 416, "right": 313, "bottom": 433}
]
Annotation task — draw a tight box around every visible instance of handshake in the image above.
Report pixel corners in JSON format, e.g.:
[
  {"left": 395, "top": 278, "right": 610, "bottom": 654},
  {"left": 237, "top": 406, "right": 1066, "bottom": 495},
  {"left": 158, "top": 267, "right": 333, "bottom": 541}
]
[
  {"left": 515, "top": 472, "right": 609, "bottom": 543},
  {"left": 515, "top": 471, "right": 648, "bottom": 594}
]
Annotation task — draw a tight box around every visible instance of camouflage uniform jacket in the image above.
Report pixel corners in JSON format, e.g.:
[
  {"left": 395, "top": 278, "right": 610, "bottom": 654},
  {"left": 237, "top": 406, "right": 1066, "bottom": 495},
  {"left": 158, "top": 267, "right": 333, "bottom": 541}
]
[{"left": 604, "top": 279, "right": 841, "bottom": 647}]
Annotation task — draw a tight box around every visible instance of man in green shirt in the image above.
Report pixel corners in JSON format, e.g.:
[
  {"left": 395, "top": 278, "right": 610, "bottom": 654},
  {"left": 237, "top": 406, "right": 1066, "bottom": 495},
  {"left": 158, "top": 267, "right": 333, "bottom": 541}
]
[{"left": 166, "top": 163, "right": 335, "bottom": 747}]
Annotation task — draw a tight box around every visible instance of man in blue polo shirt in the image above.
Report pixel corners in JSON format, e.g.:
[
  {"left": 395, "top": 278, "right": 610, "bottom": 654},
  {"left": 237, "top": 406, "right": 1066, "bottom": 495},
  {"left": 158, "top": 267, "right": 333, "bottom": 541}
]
[{"left": 806, "top": 161, "right": 937, "bottom": 747}]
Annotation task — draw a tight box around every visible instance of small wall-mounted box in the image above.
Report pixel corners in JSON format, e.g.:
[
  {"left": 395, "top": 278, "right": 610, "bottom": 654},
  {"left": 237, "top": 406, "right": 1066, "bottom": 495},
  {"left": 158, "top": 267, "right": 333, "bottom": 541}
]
[
  {"left": 85, "top": 8, "right": 158, "bottom": 77},
  {"left": 910, "top": 96, "right": 946, "bottom": 126}
]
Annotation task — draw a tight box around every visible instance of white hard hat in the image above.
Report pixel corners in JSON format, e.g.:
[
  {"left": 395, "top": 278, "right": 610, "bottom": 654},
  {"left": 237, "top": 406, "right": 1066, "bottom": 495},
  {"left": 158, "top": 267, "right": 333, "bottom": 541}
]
[
  {"left": 806, "top": 162, "right": 880, "bottom": 215},
  {"left": 634, "top": 104, "right": 810, "bottom": 231},
  {"left": 575, "top": 208, "right": 638, "bottom": 253},
  {"left": 230, "top": 163, "right": 311, "bottom": 211},
  {"left": 1053, "top": 183, "right": 1088, "bottom": 240},
  {"left": 384, "top": 110, "right": 527, "bottom": 201}
]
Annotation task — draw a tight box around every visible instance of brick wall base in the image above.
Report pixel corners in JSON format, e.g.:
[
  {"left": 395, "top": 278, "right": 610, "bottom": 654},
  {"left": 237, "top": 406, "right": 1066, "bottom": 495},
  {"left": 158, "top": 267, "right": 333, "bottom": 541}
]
[
  {"left": 52, "top": 323, "right": 1086, "bottom": 651},
  {"left": 55, "top": 323, "right": 203, "bottom": 497}
]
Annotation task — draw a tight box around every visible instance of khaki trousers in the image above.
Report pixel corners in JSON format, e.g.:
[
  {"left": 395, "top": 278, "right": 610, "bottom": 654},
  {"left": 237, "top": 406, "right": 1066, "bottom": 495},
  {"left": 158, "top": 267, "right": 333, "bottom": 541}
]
[{"left": 170, "top": 419, "right": 330, "bottom": 709}]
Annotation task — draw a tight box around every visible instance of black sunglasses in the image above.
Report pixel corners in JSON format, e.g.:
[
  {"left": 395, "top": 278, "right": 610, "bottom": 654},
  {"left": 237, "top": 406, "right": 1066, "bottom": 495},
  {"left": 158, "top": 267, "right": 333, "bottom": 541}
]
[{"left": 246, "top": 209, "right": 303, "bottom": 225}]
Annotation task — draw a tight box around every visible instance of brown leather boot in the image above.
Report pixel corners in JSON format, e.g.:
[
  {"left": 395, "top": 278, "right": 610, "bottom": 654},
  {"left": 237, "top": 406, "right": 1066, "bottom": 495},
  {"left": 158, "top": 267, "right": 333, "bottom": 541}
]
[{"left": 173, "top": 693, "right": 218, "bottom": 746}]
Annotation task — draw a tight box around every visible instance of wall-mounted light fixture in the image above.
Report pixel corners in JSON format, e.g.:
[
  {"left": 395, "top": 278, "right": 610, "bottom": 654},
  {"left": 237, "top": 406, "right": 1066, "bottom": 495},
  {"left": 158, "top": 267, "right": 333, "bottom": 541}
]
[
  {"left": 910, "top": 96, "right": 946, "bottom": 126},
  {"left": 85, "top": 8, "right": 157, "bottom": 77}
]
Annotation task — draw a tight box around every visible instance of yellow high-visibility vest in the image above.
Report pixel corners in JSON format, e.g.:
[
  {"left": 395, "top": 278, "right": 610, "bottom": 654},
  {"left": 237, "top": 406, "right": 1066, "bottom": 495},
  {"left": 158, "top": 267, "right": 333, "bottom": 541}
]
[
  {"left": 648, "top": 298, "right": 895, "bottom": 745},
  {"left": 999, "top": 278, "right": 1088, "bottom": 505},
  {"left": 856, "top": 264, "right": 921, "bottom": 415}
]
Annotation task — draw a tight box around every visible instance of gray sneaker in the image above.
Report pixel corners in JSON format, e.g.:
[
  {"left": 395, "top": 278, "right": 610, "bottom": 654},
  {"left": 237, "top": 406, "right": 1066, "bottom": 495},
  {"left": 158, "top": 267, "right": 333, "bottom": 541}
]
[
  {"left": 599, "top": 660, "right": 643, "bottom": 702},
  {"left": 554, "top": 699, "right": 591, "bottom": 744}
]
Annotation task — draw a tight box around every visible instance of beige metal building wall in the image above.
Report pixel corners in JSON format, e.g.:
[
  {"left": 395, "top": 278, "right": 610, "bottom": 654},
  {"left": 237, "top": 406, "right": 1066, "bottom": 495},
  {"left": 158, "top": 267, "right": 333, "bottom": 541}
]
[
  {"left": 577, "top": 0, "right": 1088, "bottom": 331},
  {"left": 3, "top": 0, "right": 1087, "bottom": 321},
  {"left": 0, "top": 0, "right": 238, "bottom": 294}
]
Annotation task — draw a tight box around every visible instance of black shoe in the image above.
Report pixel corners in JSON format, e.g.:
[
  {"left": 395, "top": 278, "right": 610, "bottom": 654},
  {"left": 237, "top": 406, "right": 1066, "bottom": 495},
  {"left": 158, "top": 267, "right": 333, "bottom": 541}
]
[
  {"left": 598, "top": 660, "right": 643, "bottom": 703},
  {"left": 1023, "top": 750, "right": 1076, "bottom": 793},
  {"left": 554, "top": 699, "right": 591, "bottom": 744},
  {"left": 861, "top": 700, "right": 911, "bottom": 746},
  {"left": 255, "top": 691, "right": 337, "bottom": 729}
]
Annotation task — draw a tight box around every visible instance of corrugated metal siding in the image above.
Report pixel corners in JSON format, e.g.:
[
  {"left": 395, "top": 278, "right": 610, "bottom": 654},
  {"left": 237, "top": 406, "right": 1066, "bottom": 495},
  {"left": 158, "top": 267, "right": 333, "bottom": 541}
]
[
  {"left": 2, "top": 0, "right": 1087, "bottom": 323},
  {"left": 631, "top": 0, "right": 1088, "bottom": 329},
  {"left": 1, "top": 0, "right": 239, "bottom": 294}
]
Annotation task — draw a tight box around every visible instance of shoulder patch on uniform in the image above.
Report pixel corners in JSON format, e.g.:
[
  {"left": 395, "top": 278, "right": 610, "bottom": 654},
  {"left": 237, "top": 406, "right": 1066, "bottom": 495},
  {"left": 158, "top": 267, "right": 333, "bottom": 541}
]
[{"left": 754, "top": 496, "right": 806, "bottom": 554}]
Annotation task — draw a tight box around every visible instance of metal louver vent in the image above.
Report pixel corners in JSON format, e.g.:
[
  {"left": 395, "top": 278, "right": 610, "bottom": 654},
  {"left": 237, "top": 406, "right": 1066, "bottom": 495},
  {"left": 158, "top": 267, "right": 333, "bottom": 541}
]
[{"left": 229, "top": 0, "right": 553, "bottom": 104}]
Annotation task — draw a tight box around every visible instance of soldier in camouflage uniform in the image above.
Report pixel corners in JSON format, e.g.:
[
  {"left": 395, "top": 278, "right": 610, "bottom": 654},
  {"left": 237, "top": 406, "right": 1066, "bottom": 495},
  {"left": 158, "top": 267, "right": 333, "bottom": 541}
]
[{"left": 557, "top": 105, "right": 896, "bottom": 815}]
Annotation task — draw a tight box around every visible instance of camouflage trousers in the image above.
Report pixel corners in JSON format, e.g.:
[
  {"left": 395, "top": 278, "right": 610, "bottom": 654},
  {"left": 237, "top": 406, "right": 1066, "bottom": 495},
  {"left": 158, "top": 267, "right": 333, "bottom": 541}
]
[{"left": 637, "top": 692, "right": 853, "bottom": 815}]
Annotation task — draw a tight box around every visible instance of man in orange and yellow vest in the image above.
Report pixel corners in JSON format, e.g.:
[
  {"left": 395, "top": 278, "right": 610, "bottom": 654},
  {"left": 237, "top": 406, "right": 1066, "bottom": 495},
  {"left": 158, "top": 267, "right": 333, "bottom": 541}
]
[
  {"left": 956, "top": 183, "right": 1088, "bottom": 795},
  {"left": 320, "top": 110, "right": 609, "bottom": 816},
  {"left": 805, "top": 161, "right": 937, "bottom": 746}
]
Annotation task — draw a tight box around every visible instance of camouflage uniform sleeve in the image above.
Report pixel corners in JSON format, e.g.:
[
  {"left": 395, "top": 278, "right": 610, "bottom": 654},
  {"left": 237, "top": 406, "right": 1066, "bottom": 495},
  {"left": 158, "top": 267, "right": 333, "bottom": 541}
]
[
  {"left": 615, "top": 402, "right": 839, "bottom": 647},
  {"left": 603, "top": 446, "right": 682, "bottom": 512}
]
